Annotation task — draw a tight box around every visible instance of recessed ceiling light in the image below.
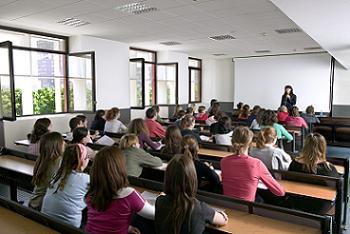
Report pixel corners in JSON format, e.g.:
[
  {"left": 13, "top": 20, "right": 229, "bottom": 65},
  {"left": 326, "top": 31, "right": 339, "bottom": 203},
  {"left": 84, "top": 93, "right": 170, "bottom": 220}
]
[
  {"left": 212, "top": 53, "right": 227, "bottom": 56},
  {"left": 259, "top": 32, "right": 268, "bottom": 37},
  {"left": 209, "top": 34, "right": 236, "bottom": 41},
  {"left": 115, "top": 0, "right": 158, "bottom": 15},
  {"left": 57, "top": 17, "right": 90, "bottom": 27},
  {"left": 275, "top": 27, "right": 301, "bottom": 34},
  {"left": 160, "top": 41, "right": 181, "bottom": 46},
  {"left": 254, "top": 50, "right": 271, "bottom": 53}
]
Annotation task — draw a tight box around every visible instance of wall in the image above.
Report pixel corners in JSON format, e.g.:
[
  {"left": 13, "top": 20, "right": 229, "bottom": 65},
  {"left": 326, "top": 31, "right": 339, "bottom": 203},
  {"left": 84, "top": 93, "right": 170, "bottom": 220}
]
[
  {"left": 332, "top": 60, "right": 350, "bottom": 117},
  {"left": 234, "top": 53, "right": 331, "bottom": 111}
]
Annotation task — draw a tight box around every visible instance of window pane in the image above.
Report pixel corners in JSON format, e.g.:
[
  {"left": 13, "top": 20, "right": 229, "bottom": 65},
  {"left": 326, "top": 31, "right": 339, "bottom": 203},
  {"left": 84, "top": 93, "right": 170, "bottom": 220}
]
[
  {"left": 190, "top": 69, "right": 201, "bottom": 102},
  {"left": 69, "top": 54, "right": 91, "bottom": 78},
  {"left": 145, "top": 63, "right": 155, "bottom": 106},
  {"left": 130, "top": 60, "right": 143, "bottom": 107},
  {"left": 157, "top": 64, "right": 177, "bottom": 105},
  {"left": 130, "top": 49, "right": 155, "bottom": 62},
  {"left": 189, "top": 59, "right": 200, "bottom": 68},
  {"left": 0, "top": 29, "right": 29, "bottom": 47},
  {"left": 0, "top": 75, "right": 13, "bottom": 117},
  {"left": 31, "top": 35, "right": 65, "bottom": 51}
]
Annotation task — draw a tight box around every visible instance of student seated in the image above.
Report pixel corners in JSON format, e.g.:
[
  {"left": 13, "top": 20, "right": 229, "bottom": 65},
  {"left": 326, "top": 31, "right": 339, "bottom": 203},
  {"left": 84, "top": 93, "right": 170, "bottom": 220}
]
[
  {"left": 85, "top": 146, "right": 155, "bottom": 234},
  {"left": 41, "top": 144, "right": 89, "bottom": 228},
  {"left": 206, "top": 102, "right": 220, "bottom": 126},
  {"left": 119, "top": 134, "right": 162, "bottom": 177},
  {"left": 29, "top": 132, "right": 65, "bottom": 210},
  {"left": 285, "top": 106, "right": 308, "bottom": 129},
  {"left": 104, "top": 107, "right": 127, "bottom": 133},
  {"left": 173, "top": 104, "right": 182, "bottom": 119},
  {"left": 212, "top": 116, "right": 233, "bottom": 146},
  {"left": 186, "top": 106, "right": 194, "bottom": 116},
  {"left": 128, "top": 118, "right": 162, "bottom": 150},
  {"left": 232, "top": 102, "right": 243, "bottom": 119},
  {"left": 28, "top": 118, "right": 52, "bottom": 156},
  {"left": 207, "top": 98, "right": 218, "bottom": 113},
  {"left": 209, "top": 112, "right": 225, "bottom": 134},
  {"left": 261, "top": 110, "right": 293, "bottom": 142},
  {"left": 238, "top": 104, "right": 250, "bottom": 120},
  {"left": 174, "top": 110, "right": 186, "bottom": 128},
  {"left": 221, "top": 126, "right": 285, "bottom": 202},
  {"left": 250, "top": 108, "right": 265, "bottom": 130},
  {"left": 66, "top": 117, "right": 85, "bottom": 141},
  {"left": 247, "top": 105, "right": 261, "bottom": 125},
  {"left": 90, "top": 109, "right": 106, "bottom": 132},
  {"left": 195, "top": 105, "right": 209, "bottom": 121},
  {"left": 76, "top": 115, "right": 88, "bottom": 128},
  {"left": 161, "top": 125, "right": 182, "bottom": 155},
  {"left": 181, "top": 135, "right": 222, "bottom": 192},
  {"left": 155, "top": 155, "right": 228, "bottom": 233},
  {"left": 301, "top": 105, "right": 320, "bottom": 125},
  {"left": 180, "top": 115, "right": 202, "bottom": 143},
  {"left": 153, "top": 105, "right": 164, "bottom": 124},
  {"left": 277, "top": 105, "right": 289, "bottom": 124},
  {"left": 71, "top": 127, "right": 96, "bottom": 160},
  {"left": 144, "top": 107, "right": 166, "bottom": 139},
  {"left": 249, "top": 127, "right": 292, "bottom": 171},
  {"left": 288, "top": 133, "right": 339, "bottom": 177}
]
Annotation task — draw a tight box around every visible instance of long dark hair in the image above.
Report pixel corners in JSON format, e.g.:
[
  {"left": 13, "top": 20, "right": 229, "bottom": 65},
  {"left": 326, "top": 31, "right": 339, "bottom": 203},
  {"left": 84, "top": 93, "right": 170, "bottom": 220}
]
[
  {"left": 32, "top": 132, "right": 64, "bottom": 186},
  {"left": 94, "top": 110, "right": 105, "bottom": 121},
  {"left": 86, "top": 146, "right": 129, "bottom": 211},
  {"left": 284, "top": 85, "right": 294, "bottom": 96},
  {"left": 30, "top": 118, "right": 51, "bottom": 144},
  {"left": 260, "top": 110, "right": 278, "bottom": 126},
  {"left": 71, "top": 127, "right": 89, "bottom": 144},
  {"left": 164, "top": 155, "right": 198, "bottom": 234},
  {"left": 162, "top": 126, "right": 182, "bottom": 154}
]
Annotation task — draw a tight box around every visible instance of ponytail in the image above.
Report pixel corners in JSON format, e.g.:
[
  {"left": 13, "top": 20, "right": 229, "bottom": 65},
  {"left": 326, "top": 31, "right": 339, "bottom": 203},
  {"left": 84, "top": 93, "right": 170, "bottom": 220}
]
[
  {"left": 231, "top": 126, "right": 253, "bottom": 155},
  {"left": 256, "top": 127, "right": 277, "bottom": 149}
]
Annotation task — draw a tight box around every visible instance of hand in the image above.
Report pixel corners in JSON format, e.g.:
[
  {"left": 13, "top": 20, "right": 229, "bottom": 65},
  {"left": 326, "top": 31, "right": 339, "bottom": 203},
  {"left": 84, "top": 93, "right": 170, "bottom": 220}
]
[
  {"left": 128, "top": 226, "right": 141, "bottom": 234},
  {"left": 286, "top": 94, "right": 290, "bottom": 98}
]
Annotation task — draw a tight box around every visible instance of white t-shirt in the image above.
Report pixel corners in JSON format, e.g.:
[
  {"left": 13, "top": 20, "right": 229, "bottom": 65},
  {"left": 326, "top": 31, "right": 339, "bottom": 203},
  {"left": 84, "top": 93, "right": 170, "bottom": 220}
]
[
  {"left": 214, "top": 131, "right": 233, "bottom": 146},
  {"left": 104, "top": 119, "right": 127, "bottom": 133}
]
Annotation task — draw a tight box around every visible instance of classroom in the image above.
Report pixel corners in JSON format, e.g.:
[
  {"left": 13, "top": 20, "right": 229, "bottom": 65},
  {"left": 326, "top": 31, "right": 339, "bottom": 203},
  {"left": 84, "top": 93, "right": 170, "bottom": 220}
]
[{"left": 0, "top": 0, "right": 350, "bottom": 233}]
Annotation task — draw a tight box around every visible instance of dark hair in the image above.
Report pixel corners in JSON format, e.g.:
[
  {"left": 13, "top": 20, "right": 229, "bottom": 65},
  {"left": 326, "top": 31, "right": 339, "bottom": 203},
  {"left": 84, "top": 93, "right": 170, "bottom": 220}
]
[
  {"left": 306, "top": 105, "right": 315, "bottom": 115},
  {"left": 284, "top": 85, "right": 294, "bottom": 95},
  {"left": 252, "top": 105, "right": 261, "bottom": 115},
  {"left": 87, "top": 146, "right": 129, "bottom": 211},
  {"left": 180, "top": 115, "right": 195, "bottom": 129},
  {"left": 186, "top": 107, "right": 194, "bottom": 115},
  {"left": 146, "top": 107, "right": 157, "bottom": 119},
  {"left": 176, "top": 110, "right": 186, "bottom": 119},
  {"left": 105, "top": 107, "right": 120, "bottom": 121},
  {"left": 291, "top": 106, "right": 300, "bottom": 117},
  {"left": 209, "top": 102, "right": 220, "bottom": 117},
  {"left": 94, "top": 110, "right": 105, "bottom": 121},
  {"left": 128, "top": 118, "right": 149, "bottom": 135},
  {"left": 239, "top": 104, "right": 250, "bottom": 119},
  {"left": 198, "top": 106, "right": 206, "bottom": 113},
  {"left": 237, "top": 102, "right": 243, "bottom": 109},
  {"left": 162, "top": 126, "right": 182, "bottom": 155},
  {"left": 260, "top": 110, "right": 278, "bottom": 126},
  {"left": 69, "top": 117, "right": 83, "bottom": 132},
  {"left": 152, "top": 105, "right": 160, "bottom": 113},
  {"left": 30, "top": 118, "right": 51, "bottom": 144},
  {"left": 217, "top": 116, "right": 232, "bottom": 134},
  {"left": 173, "top": 105, "right": 182, "bottom": 118},
  {"left": 76, "top": 115, "right": 87, "bottom": 123},
  {"left": 181, "top": 135, "right": 199, "bottom": 160},
  {"left": 32, "top": 132, "right": 64, "bottom": 186},
  {"left": 71, "top": 127, "right": 89, "bottom": 144},
  {"left": 210, "top": 99, "right": 217, "bottom": 107},
  {"left": 164, "top": 155, "right": 197, "bottom": 234}
]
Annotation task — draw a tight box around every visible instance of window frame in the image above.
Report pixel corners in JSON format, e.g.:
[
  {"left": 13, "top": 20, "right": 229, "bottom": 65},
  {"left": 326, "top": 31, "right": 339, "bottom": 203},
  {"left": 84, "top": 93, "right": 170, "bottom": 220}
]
[
  {"left": 129, "top": 58, "right": 145, "bottom": 109},
  {"left": 188, "top": 57, "right": 202, "bottom": 103},
  {"left": 156, "top": 62, "right": 179, "bottom": 106}
]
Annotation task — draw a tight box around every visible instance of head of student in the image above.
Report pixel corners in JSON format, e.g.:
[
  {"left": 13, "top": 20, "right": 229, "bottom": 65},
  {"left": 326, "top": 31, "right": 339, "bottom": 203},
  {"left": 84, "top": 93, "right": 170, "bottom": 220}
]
[
  {"left": 128, "top": 118, "right": 149, "bottom": 136},
  {"left": 30, "top": 118, "right": 52, "bottom": 144},
  {"left": 32, "top": 132, "right": 65, "bottom": 185},
  {"left": 71, "top": 127, "right": 91, "bottom": 145},
  {"left": 299, "top": 133, "right": 327, "bottom": 173},
  {"left": 146, "top": 107, "right": 157, "bottom": 120},
  {"left": 51, "top": 144, "right": 89, "bottom": 192},
  {"left": 279, "top": 105, "right": 288, "bottom": 113},
  {"left": 306, "top": 105, "right": 315, "bottom": 115},
  {"left": 252, "top": 105, "right": 261, "bottom": 115},
  {"left": 198, "top": 106, "right": 206, "bottom": 113},
  {"left": 236, "top": 102, "right": 243, "bottom": 110},
  {"left": 180, "top": 114, "right": 195, "bottom": 130},
  {"left": 164, "top": 155, "right": 198, "bottom": 233},
  {"left": 174, "top": 105, "right": 182, "bottom": 116},
  {"left": 218, "top": 116, "right": 232, "bottom": 132},
  {"left": 256, "top": 127, "right": 277, "bottom": 149},
  {"left": 119, "top": 134, "right": 140, "bottom": 150},
  {"left": 181, "top": 135, "right": 199, "bottom": 160},
  {"left": 284, "top": 85, "right": 294, "bottom": 95},
  {"left": 209, "top": 102, "right": 221, "bottom": 116},
  {"left": 69, "top": 117, "right": 84, "bottom": 132},
  {"left": 260, "top": 110, "right": 278, "bottom": 126},
  {"left": 94, "top": 109, "right": 105, "bottom": 121},
  {"left": 105, "top": 107, "right": 120, "bottom": 121},
  {"left": 186, "top": 107, "right": 194, "bottom": 115},
  {"left": 291, "top": 106, "right": 300, "bottom": 117},
  {"left": 152, "top": 105, "right": 160, "bottom": 114},
  {"left": 231, "top": 126, "right": 253, "bottom": 155},
  {"left": 176, "top": 110, "right": 186, "bottom": 119},
  {"left": 210, "top": 99, "right": 218, "bottom": 107},
  {"left": 87, "top": 146, "right": 129, "bottom": 211},
  {"left": 164, "top": 126, "right": 182, "bottom": 154},
  {"left": 76, "top": 115, "right": 88, "bottom": 128}
]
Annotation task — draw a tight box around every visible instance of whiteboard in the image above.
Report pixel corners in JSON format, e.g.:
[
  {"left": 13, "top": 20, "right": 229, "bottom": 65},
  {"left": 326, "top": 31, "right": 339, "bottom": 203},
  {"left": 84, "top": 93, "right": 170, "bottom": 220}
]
[{"left": 234, "top": 53, "right": 331, "bottom": 112}]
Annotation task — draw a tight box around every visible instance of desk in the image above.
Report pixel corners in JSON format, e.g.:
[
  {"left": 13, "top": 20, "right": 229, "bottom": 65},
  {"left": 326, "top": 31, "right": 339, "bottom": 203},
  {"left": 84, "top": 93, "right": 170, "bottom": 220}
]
[
  {"left": 0, "top": 155, "right": 34, "bottom": 176},
  {"left": 334, "top": 164, "right": 344, "bottom": 174},
  {"left": 198, "top": 148, "right": 232, "bottom": 158},
  {"left": 0, "top": 206, "right": 58, "bottom": 234}
]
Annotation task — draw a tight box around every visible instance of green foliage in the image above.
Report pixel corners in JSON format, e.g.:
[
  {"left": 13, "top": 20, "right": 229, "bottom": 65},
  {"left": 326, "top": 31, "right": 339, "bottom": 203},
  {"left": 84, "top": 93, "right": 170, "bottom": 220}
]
[
  {"left": 32, "top": 88, "right": 56, "bottom": 114},
  {"left": 0, "top": 88, "right": 22, "bottom": 117}
]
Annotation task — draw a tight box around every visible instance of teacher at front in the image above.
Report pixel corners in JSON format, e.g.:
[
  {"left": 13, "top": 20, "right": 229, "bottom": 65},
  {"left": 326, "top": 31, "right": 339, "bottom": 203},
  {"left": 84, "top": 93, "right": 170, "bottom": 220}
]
[{"left": 281, "top": 85, "right": 297, "bottom": 111}]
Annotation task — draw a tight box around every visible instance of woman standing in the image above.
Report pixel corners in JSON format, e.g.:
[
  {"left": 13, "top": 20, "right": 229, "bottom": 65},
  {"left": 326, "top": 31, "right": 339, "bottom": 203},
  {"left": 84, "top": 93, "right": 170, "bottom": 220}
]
[{"left": 281, "top": 85, "right": 297, "bottom": 112}]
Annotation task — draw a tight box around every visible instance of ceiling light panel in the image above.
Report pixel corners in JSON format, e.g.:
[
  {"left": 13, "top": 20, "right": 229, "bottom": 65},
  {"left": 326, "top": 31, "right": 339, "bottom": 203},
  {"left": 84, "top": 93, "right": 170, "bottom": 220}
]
[{"left": 115, "top": 0, "right": 158, "bottom": 15}]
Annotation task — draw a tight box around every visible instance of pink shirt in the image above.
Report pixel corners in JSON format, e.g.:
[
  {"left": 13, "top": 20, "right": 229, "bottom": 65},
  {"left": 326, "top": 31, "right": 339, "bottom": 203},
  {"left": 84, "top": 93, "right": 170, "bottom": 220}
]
[
  {"left": 221, "top": 154, "right": 285, "bottom": 202},
  {"left": 285, "top": 116, "right": 308, "bottom": 129},
  {"left": 277, "top": 112, "right": 289, "bottom": 123},
  {"left": 86, "top": 189, "right": 145, "bottom": 234},
  {"left": 195, "top": 112, "right": 208, "bottom": 121},
  {"left": 144, "top": 118, "right": 165, "bottom": 139}
]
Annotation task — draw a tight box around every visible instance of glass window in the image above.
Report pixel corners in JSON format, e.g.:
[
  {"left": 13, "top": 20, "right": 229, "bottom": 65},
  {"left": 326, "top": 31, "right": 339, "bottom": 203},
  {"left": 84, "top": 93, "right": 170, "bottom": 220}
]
[
  {"left": 157, "top": 63, "right": 178, "bottom": 105},
  {"left": 189, "top": 58, "right": 201, "bottom": 68},
  {"left": 130, "top": 59, "right": 144, "bottom": 108},
  {"left": 130, "top": 48, "right": 155, "bottom": 63},
  {"left": 189, "top": 58, "right": 202, "bottom": 103}
]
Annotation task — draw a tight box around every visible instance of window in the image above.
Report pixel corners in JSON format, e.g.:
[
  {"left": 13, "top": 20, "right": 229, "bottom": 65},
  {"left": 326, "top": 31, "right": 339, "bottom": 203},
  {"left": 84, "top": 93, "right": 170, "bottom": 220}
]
[
  {"left": 0, "top": 26, "right": 95, "bottom": 118},
  {"left": 189, "top": 57, "right": 202, "bottom": 103},
  {"left": 156, "top": 63, "right": 178, "bottom": 105},
  {"left": 129, "top": 48, "right": 156, "bottom": 108}
]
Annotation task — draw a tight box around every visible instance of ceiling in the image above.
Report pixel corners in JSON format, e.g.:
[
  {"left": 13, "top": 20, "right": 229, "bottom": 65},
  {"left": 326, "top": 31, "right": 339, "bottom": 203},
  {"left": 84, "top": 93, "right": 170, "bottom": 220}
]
[{"left": 0, "top": 0, "right": 324, "bottom": 58}]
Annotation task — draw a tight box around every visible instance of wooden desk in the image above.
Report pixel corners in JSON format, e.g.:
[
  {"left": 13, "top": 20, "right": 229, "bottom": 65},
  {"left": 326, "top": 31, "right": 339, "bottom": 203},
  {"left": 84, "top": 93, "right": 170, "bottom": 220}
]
[
  {"left": 334, "top": 164, "right": 344, "bottom": 174},
  {"left": 0, "top": 206, "right": 58, "bottom": 234},
  {"left": 0, "top": 155, "right": 34, "bottom": 176},
  {"left": 198, "top": 148, "right": 232, "bottom": 158}
]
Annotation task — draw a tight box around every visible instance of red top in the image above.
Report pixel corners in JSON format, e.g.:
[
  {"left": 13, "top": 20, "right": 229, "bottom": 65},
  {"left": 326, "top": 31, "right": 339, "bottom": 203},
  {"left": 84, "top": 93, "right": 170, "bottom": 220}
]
[
  {"left": 144, "top": 118, "right": 166, "bottom": 138},
  {"left": 221, "top": 154, "right": 285, "bottom": 202},
  {"left": 285, "top": 116, "right": 308, "bottom": 129},
  {"left": 195, "top": 112, "right": 209, "bottom": 121},
  {"left": 277, "top": 112, "right": 289, "bottom": 123}
]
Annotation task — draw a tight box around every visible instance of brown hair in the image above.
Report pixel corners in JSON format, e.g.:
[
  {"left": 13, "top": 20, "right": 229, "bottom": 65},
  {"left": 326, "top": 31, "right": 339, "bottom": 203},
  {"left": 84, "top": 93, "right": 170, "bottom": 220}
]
[
  {"left": 256, "top": 127, "right": 277, "bottom": 149},
  {"left": 180, "top": 115, "right": 195, "bottom": 129},
  {"left": 297, "top": 133, "right": 328, "bottom": 174},
  {"left": 306, "top": 105, "right": 315, "bottom": 115},
  {"left": 260, "top": 110, "right": 278, "bottom": 126},
  {"left": 30, "top": 118, "right": 51, "bottom": 144},
  {"left": 32, "top": 132, "right": 64, "bottom": 186},
  {"left": 231, "top": 126, "right": 253, "bottom": 155},
  {"left": 87, "top": 146, "right": 129, "bottom": 211},
  {"left": 173, "top": 105, "right": 182, "bottom": 117},
  {"left": 128, "top": 118, "right": 149, "bottom": 135},
  {"left": 119, "top": 134, "right": 139, "bottom": 150},
  {"left": 209, "top": 102, "right": 220, "bottom": 117},
  {"left": 105, "top": 107, "right": 120, "bottom": 121},
  {"left": 291, "top": 106, "right": 300, "bottom": 117},
  {"left": 162, "top": 126, "right": 182, "bottom": 155},
  {"left": 239, "top": 104, "right": 250, "bottom": 119},
  {"left": 198, "top": 106, "right": 206, "bottom": 113},
  {"left": 164, "top": 155, "right": 197, "bottom": 234},
  {"left": 186, "top": 107, "right": 194, "bottom": 115},
  {"left": 181, "top": 135, "right": 199, "bottom": 160},
  {"left": 251, "top": 105, "right": 261, "bottom": 115}
]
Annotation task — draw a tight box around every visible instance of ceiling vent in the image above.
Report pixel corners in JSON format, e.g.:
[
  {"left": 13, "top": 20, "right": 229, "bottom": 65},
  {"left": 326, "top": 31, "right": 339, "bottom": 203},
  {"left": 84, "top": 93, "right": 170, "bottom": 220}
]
[
  {"left": 212, "top": 53, "right": 227, "bottom": 56},
  {"left": 57, "top": 18, "right": 90, "bottom": 27},
  {"left": 304, "top": 46, "right": 322, "bottom": 51},
  {"left": 209, "top": 34, "right": 235, "bottom": 41},
  {"left": 255, "top": 50, "right": 271, "bottom": 53},
  {"left": 160, "top": 41, "right": 181, "bottom": 46},
  {"left": 275, "top": 27, "right": 301, "bottom": 34},
  {"left": 115, "top": 1, "right": 158, "bottom": 15}
]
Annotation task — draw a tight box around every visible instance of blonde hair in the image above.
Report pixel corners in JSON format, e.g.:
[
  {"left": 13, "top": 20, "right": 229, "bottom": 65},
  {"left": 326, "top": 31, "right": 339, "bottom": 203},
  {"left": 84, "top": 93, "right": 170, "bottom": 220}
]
[
  {"left": 119, "top": 134, "right": 139, "bottom": 150},
  {"left": 256, "top": 127, "right": 277, "bottom": 149},
  {"left": 231, "top": 126, "right": 253, "bottom": 155},
  {"left": 297, "top": 133, "right": 328, "bottom": 174}
]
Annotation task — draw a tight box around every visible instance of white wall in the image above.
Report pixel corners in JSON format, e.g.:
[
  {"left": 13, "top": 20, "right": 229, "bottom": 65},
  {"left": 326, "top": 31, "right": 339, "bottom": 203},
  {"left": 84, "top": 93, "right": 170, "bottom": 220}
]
[
  {"left": 334, "top": 61, "right": 350, "bottom": 105},
  {"left": 70, "top": 35, "right": 130, "bottom": 109},
  {"left": 234, "top": 53, "right": 331, "bottom": 111}
]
